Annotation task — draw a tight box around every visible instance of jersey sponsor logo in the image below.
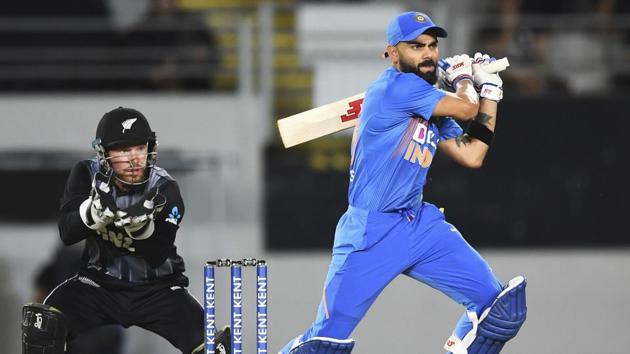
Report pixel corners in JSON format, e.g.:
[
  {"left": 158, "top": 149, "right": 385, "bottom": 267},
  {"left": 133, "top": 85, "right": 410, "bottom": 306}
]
[
  {"left": 403, "top": 119, "right": 438, "bottom": 167},
  {"left": 403, "top": 141, "right": 431, "bottom": 166},
  {"left": 121, "top": 118, "right": 137, "bottom": 133},
  {"left": 95, "top": 228, "right": 134, "bottom": 251},
  {"left": 165, "top": 206, "right": 181, "bottom": 225},
  {"left": 411, "top": 121, "right": 437, "bottom": 148}
]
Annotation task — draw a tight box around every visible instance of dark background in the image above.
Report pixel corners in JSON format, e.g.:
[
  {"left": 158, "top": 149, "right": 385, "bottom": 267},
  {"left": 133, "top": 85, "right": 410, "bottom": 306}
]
[
  {"left": 4, "top": 97, "right": 626, "bottom": 248},
  {"left": 264, "top": 96, "right": 627, "bottom": 249},
  {"left": 0, "top": 151, "right": 201, "bottom": 221}
]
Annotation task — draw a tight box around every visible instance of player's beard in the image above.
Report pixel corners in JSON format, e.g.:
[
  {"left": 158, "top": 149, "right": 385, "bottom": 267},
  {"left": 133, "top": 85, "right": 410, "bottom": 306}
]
[
  {"left": 109, "top": 157, "right": 148, "bottom": 185},
  {"left": 399, "top": 57, "right": 438, "bottom": 85}
]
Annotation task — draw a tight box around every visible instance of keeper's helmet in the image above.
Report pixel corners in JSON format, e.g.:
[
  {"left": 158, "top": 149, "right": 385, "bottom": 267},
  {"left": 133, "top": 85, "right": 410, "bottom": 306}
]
[{"left": 92, "top": 107, "right": 158, "bottom": 185}]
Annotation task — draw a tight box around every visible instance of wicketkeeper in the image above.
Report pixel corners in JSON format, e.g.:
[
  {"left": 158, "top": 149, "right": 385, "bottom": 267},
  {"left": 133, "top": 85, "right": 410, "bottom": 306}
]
[{"left": 21, "top": 107, "right": 230, "bottom": 354}]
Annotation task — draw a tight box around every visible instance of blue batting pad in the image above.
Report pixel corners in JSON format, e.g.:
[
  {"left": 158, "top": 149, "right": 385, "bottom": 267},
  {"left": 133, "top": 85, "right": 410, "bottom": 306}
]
[{"left": 468, "top": 276, "right": 527, "bottom": 354}]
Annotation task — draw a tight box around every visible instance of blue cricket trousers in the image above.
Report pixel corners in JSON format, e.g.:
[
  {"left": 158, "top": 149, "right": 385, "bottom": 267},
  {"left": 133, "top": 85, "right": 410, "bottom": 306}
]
[{"left": 281, "top": 201, "right": 502, "bottom": 353}]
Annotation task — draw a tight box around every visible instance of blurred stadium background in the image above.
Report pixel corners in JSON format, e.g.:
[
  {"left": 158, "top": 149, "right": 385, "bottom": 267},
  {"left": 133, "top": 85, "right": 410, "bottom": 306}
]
[{"left": 1, "top": 0, "right": 628, "bottom": 353}]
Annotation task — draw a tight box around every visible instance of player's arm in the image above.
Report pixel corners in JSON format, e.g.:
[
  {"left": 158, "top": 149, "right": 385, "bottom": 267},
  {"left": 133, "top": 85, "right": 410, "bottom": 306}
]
[
  {"left": 438, "top": 53, "right": 503, "bottom": 168},
  {"left": 433, "top": 54, "right": 479, "bottom": 120},
  {"left": 58, "top": 162, "right": 99, "bottom": 245},
  {"left": 152, "top": 180, "right": 185, "bottom": 235},
  {"left": 131, "top": 180, "right": 185, "bottom": 266},
  {"left": 433, "top": 82, "right": 479, "bottom": 120},
  {"left": 438, "top": 99, "right": 497, "bottom": 168}
]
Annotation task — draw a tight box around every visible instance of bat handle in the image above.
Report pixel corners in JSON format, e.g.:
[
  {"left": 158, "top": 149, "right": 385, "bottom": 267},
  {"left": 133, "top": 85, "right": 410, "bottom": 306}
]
[{"left": 482, "top": 57, "right": 510, "bottom": 73}]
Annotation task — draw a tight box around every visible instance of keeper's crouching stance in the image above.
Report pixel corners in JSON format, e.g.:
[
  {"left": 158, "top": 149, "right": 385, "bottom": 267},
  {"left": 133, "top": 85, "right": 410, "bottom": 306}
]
[{"left": 22, "top": 107, "right": 230, "bottom": 354}]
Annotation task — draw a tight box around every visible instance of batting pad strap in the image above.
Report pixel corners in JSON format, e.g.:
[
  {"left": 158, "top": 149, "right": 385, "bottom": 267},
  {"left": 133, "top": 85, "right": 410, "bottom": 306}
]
[
  {"left": 466, "top": 120, "right": 494, "bottom": 146},
  {"left": 463, "top": 310, "right": 481, "bottom": 346},
  {"left": 444, "top": 334, "right": 468, "bottom": 354},
  {"left": 443, "top": 310, "right": 480, "bottom": 354}
]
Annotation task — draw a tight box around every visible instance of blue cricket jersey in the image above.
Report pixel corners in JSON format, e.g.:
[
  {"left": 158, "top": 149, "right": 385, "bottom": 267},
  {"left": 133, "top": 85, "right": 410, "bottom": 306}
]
[{"left": 348, "top": 66, "right": 463, "bottom": 212}]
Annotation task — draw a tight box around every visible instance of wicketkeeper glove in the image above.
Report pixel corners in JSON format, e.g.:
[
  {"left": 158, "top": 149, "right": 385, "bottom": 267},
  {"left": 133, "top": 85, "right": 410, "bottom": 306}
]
[
  {"left": 80, "top": 172, "right": 118, "bottom": 230},
  {"left": 472, "top": 52, "right": 503, "bottom": 101},
  {"left": 114, "top": 187, "right": 166, "bottom": 240},
  {"left": 438, "top": 54, "right": 474, "bottom": 91}
]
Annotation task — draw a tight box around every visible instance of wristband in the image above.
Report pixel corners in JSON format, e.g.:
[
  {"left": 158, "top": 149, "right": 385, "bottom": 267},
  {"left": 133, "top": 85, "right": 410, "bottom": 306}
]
[{"left": 466, "top": 120, "right": 494, "bottom": 146}]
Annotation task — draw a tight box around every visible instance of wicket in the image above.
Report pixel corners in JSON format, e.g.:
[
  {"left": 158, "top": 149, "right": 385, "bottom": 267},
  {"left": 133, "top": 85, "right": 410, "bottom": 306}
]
[{"left": 204, "top": 258, "right": 268, "bottom": 354}]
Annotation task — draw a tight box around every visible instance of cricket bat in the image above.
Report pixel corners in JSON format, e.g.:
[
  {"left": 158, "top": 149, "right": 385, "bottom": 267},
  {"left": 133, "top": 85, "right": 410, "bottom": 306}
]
[{"left": 277, "top": 57, "right": 509, "bottom": 148}]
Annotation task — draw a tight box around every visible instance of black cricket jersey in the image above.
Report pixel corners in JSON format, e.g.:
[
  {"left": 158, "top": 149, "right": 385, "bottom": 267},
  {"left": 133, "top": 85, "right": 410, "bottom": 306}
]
[{"left": 58, "top": 159, "right": 188, "bottom": 288}]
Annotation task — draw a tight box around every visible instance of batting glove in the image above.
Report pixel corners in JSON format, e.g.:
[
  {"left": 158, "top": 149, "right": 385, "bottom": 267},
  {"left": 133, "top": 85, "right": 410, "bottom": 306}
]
[
  {"left": 436, "top": 68, "right": 449, "bottom": 91},
  {"left": 438, "top": 54, "right": 473, "bottom": 91},
  {"left": 80, "top": 172, "right": 118, "bottom": 230},
  {"left": 472, "top": 52, "right": 503, "bottom": 101},
  {"left": 115, "top": 187, "right": 166, "bottom": 239}
]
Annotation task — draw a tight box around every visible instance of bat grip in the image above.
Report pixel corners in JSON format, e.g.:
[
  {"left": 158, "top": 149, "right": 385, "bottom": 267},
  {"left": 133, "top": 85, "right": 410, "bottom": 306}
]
[{"left": 482, "top": 57, "right": 510, "bottom": 73}]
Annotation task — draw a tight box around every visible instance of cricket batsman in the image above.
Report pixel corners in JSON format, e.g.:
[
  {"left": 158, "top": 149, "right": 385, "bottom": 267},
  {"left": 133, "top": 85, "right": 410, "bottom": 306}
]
[{"left": 279, "top": 11, "right": 527, "bottom": 354}]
